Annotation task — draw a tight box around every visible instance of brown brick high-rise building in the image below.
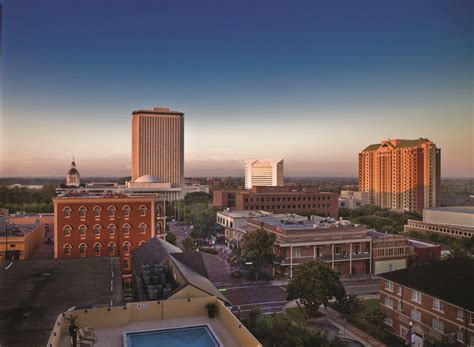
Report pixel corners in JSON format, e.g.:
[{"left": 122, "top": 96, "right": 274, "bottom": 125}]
[
  {"left": 359, "top": 138, "right": 440, "bottom": 215},
  {"left": 131, "top": 107, "right": 184, "bottom": 188}
]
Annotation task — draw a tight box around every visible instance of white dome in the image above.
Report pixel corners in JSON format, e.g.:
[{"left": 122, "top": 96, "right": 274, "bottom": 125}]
[{"left": 135, "top": 175, "right": 162, "bottom": 183}]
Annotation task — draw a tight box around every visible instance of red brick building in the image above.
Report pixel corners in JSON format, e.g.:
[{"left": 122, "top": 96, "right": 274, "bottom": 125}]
[
  {"left": 213, "top": 186, "right": 338, "bottom": 218},
  {"left": 379, "top": 258, "right": 474, "bottom": 346},
  {"left": 53, "top": 193, "right": 165, "bottom": 294}
]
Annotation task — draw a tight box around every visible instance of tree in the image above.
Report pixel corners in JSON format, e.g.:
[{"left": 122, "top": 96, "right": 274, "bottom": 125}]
[
  {"left": 235, "top": 229, "right": 276, "bottom": 279},
  {"left": 334, "top": 294, "right": 362, "bottom": 314},
  {"left": 165, "top": 231, "right": 177, "bottom": 246},
  {"left": 287, "top": 260, "right": 346, "bottom": 313}
]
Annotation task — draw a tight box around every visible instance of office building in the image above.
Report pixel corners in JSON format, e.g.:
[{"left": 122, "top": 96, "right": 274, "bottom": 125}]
[
  {"left": 131, "top": 107, "right": 184, "bottom": 188},
  {"left": 379, "top": 258, "right": 474, "bottom": 346},
  {"left": 213, "top": 186, "right": 338, "bottom": 218},
  {"left": 245, "top": 159, "right": 283, "bottom": 189},
  {"left": 359, "top": 138, "right": 440, "bottom": 215},
  {"left": 338, "top": 190, "right": 370, "bottom": 210},
  {"left": 0, "top": 223, "right": 46, "bottom": 262},
  {"left": 405, "top": 206, "right": 474, "bottom": 239},
  {"left": 53, "top": 192, "right": 166, "bottom": 296}
]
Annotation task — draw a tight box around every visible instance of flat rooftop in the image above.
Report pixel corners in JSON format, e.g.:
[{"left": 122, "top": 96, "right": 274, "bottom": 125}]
[
  {"left": 0, "top": 223, "right": 41, "bottom": 237},
  {"left": 250, "top": 215, "right": 360, "bottom": 231},
  {"left": 424, "top": 206, "right": 474, "bottom": 214},
  {"left": 0, "top": 257, "right": 122, "bottom": 346},
  {"left": 379, "top": 258, "right": 474, "bottom": 311}
]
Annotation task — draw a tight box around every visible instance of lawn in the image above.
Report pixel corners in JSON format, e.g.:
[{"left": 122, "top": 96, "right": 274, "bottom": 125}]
[{"left": 285, "top": 306, "right": 324, "bottom": 325}]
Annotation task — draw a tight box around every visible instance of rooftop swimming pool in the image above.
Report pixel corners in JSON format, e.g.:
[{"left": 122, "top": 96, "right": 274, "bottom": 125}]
[{"left": 124, "top": 325, "right": 222, "bottom": 347}]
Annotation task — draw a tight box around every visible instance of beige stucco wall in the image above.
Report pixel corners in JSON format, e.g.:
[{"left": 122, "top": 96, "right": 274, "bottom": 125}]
[{"left": 374, "top": 258, "right": 407, "bottom": 275}]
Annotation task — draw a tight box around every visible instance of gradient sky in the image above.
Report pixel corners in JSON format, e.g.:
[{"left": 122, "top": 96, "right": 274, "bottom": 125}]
[{"left": 0, "top": 0, "right": 472, "bottom": 177}]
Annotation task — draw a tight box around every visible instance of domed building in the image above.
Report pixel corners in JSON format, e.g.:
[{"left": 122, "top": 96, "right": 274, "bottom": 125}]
[{"left": 66, "top": 159, "right": 80, "bottom": 187}]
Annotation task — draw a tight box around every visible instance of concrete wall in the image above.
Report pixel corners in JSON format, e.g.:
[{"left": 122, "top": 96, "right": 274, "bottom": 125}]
[
  {"left": 374, "top": 258, "right": 407, "bottom": 275},
  {"left": 424, "top": 208, "right": 474, "bottom": 228}
]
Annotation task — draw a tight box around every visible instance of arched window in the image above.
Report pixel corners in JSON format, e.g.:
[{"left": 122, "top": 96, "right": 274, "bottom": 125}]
[
  {"left": 94, "top": 242, "right": 102, "bottom": 256},
  {"left": 93, "top": 206, "right": 101, "bottom": 218},
  {"left": 108, "top": 242, "right": 116, "bottom": 255},
  {"left": 94, "top": 224, "right": 101, "bottom": 236},
  {"left": 139, "top": 205, "right": 147, "bottom": 217},
  {"left": 79, "top": 206, "right": 87, "bottom": 218},
  {"left": 79, "top": 225, "right": 87, "bottom": 237},
  {"left": 64, "top": 244, "right": 72, "bottom": 256},
  {"left": 63, "top": 207, "right": 72, "bottom": 218},
  {"left": 108, "top": 206, "right": 116, "bottom": 218},
  {"left": 139, "top": 240, "right": 146, "bottom": 247},
  {"left": 157, "top": 204, "right": 163, "bottom": 216},
  {"left": 139, "top": 223, "right": 147, "bottom": 234},
  {"left": 63, "top": 225, "right": 72, "bottom": 237},
  {"left": 123, "top": 224, "right": 130, "bottom": 236},
  {"left": 157, "top": 222, "right": 162, "bottom": 233},
  {"left": 108, "top": 224, "right": 116, "bottom": 236},
  {"left": 123, "top": 205, "right": 131, "bottom": 217},
  {"left": 79, "top": 243, "right": 87, "bottom": 256},
  {"left": 123, "top": 241, "right": 131, "bottom": 253}
]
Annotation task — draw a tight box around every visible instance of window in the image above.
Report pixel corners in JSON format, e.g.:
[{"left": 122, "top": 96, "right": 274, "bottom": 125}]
[
  {"left": 94, "top": 225, "right": 101, "bottom": 236},
  {"left": 397, "top": 285, "right": 402, "bottom": 296},
  {"left": 123, "top": 242, "right": 131, "bottom": 253},
  {"left": 354, "top": 243, "right": 360, "bottom": 254},
  {"left": 79, "top": 243, "right": 87, "bottom": 256},
  {"left": 411, "top": 308, "right": 421, "bottom": 322},
  {"left": 108, "top": 242, "right": 116, "bottom": 255},
  {"left": 123, "top": 206, "right": 131, "bottom": 217},
  {"left": 385, "top": 280, "right": 393, "bottom": 292},
  {"left": 471, "top": 313, "right": 474, "bottom": 325},
  {"left": 123, "top": 224, "right": 130, "bottom": 235},
  {"left": 292, "top": 247, "right": 301, "bottom": 258},
  {"left": 79, "top": 225, "right": 86, "bottom": 237},
  {"left": 433, "top": 298, "right": 444, "bottom": 312},
  {"left": 94, "top": 207, "right": 101, "bottom": 217},
  {"left": 335, "top": 245, "right": 341, "bottom": 255},
  {"left": 384, "top": 296, "right": 393, "bottom": 308},
  {"left": 63, "top": 207, "right": 71, "bottom": 218},
  {"left": 383, "top": 317, "right": 393, "bottom": 326},
  {"left": 139, "top": 223, "right": 147, "bottom": 234},
  {"left": 79, "top": 207, "right": 86, "bottom": 218},
  {"left": 64, "top": 244, "right": 72, "bottom": 256},
  {"left": 139, "top": 205, "right": 147, "bottom": 216},
  {"left": 63, "top": 225, "right": 71, "bottom": 237},
  {"left": 108, "top": 224, "right": 116, "bottom": 236},
  {"left": 93, "top": 242, "right": 102, "bottom": 256},
  {"left": 457, "top": 309, "right": 464, "bottom": 321},
  {"left": 432, "top": 318, "right": 444, "bottom": 333},
  {"left": 457, "top": 329, "right": 464, "bottom": 343},
  {"left": 411, "top": 290, "right": 421, "bottom": 303},
  {"left": 123, "top": 258, "right": 130, "bottom": 270},
  {"left": 108, "top": 206, "right": 116, "bottom": 217}
]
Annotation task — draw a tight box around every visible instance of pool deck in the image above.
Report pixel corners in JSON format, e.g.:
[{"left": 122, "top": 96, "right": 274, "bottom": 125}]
[{"left": 58, "top": 315, "right": 240, "bottom": 347}]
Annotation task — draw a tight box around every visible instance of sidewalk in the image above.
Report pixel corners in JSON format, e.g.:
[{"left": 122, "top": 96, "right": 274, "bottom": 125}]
[{"left": 324, "top": 306, "right": 387, "bottom": 347}]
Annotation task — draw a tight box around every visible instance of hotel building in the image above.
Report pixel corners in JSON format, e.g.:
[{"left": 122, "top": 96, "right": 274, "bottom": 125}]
[
  {"left": 53, "top": 193, "right": 166, "bottom": 295},
  {"left": 244, "top": 159, "right": 284, "bottom": 189},
  {"left": 213, "top": 186, "right": 339, "bottom": 218},
  {"left": 379, "top": 258, "right": 474, "bottom": 346},
  {"left": 359, "top": 138, "right": 440, "bottom": 215},
  {"left": 405, "top": 207, "right": 474, "bottom": 239},
  {"left": 131, "top": 107, "right": 184, "bottom": 188}
]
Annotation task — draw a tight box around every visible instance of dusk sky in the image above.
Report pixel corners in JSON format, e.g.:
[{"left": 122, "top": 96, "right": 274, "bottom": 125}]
[{"left": 0, "top": 0, "right": 472, "bottom": 177}]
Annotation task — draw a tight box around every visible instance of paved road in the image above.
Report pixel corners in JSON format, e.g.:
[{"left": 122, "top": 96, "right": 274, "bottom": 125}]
[{"left": 169, "top": 223, "right": 189, "bottom": 250}]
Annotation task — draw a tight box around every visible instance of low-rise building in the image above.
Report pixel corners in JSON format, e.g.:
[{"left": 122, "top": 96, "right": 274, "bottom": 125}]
[
  {"left": 404, "top": 206, "right": 474, "bottom": 239},
  {"left": 0, "top": 223, "right": 46, "bottom": 262},
  {"left": 368, "top": 230, "right": 411, "bottom": 275},
  {"left": 338, "top": 190, "right": 370, "bottom": 210},
  {"left": 379, "top": 258, "right": 474, "bottom": 346},
  {"left": 213, "top": 186, "right": 338, "bottom": 218},
  {"left": 408, "top": 239, "right": 441, "bottom": 266},
  {"left": 53, "top": 192, "right": 166, "bottom": 297}
]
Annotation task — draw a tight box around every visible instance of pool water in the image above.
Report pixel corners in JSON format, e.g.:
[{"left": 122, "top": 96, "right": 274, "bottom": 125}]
[{"left": 126, "top": 325, "right": 221, "bottom": 347}]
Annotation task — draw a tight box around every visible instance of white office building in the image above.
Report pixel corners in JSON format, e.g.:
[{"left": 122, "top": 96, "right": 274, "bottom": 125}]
[{"left": 244, "top": 159, "right": 284, "bottom": 189}]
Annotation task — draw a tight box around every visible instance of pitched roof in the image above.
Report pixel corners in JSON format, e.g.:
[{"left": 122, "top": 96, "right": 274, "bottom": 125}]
[
  {"left": 361, "top": 144, "right": 381, "bottom": 152},
  {"left": 171, "top": 251, "right": 228, "bottom": 283},
  {"left": 379, "top": 258, "right": 474, "bottom": 311},
  {"left": 132, "top": 237, "right": 182, "bottom": 271},
  {"left": 362, "top": 138, "right": 431, "bottom": 152}
]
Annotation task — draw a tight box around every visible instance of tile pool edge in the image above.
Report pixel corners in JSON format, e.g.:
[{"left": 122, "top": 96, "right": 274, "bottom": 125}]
[{"left": 122, "top": 323, "right": 223, "bottom": 347}]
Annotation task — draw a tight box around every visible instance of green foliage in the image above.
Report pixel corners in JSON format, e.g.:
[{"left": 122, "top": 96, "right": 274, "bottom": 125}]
[
  {"left": 233, "top": 229, "right": 276, "bottom": 279},
  {"left": 334, "top": 295, "right": 362, "bottom": 314},
  {"left": 165, "top": 231, "right": 177, "bottom": 246},
  {"left": 184, "top": 192, "right": 211, "bottom": 205},
  {"left": 0, "top": 184, "right": 57, "bottom": 213},
  {"left": 242, "top": 309, "right": 347, "bottom": 347},
  {"left": 287, "top": 260, "right": 346, "bottom": 313},
  {"left": 182, "top": 236, "right": 195, "bottom": 251}
]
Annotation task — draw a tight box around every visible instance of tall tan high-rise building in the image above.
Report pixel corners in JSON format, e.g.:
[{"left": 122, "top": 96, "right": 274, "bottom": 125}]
[
  {"left": 359, "top": 138, "right": 440, "bottom": 215},
  {"left": 245, "top": 159, "right": 284, "bottom": 189},
  {"left": 131, "top": 108, "right": 184, "bottom": 188}
]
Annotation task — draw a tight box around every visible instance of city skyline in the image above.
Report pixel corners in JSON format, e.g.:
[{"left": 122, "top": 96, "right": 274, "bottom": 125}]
[{"left": 1, "top": 0, "right": 473, "bottom": 178}]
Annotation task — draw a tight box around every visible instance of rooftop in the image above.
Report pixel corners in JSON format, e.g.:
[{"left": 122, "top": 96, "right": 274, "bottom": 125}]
[
  {"left": 132, "top": 107, "right": 184, "bottom": 116},
  {"left": 424, "top": 206, "right": 474, "bottom": 215},
  {"left": 249, "top": 215, "right": 359, "bottom": 231},
  {"left": 0, "top": 257, "right": 122, "bottom": 346},
  {"left": 0, "top": 223, "right": 42, "bottom": 237},
  {"left": 361, "top": 138, "right": 432, "bottom": 152},
  {"left": 408, "top": 239, "right": 439, "bottom": 248},
  {"left": 379, "top": 257, "right": 474, "bottom": 311}
]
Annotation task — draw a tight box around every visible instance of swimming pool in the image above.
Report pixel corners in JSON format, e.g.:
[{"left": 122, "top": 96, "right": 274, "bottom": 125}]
[{"left": 124, "top": 325, "right": 222, "bottom": 347}]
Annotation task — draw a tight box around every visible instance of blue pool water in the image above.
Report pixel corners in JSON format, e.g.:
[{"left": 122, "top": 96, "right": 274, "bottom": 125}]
[{"left": 126, "top": 325, "right": 220, "bottom": 347}]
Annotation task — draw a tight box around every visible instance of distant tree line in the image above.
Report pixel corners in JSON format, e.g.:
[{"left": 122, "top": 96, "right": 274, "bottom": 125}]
[{"left": 0, "top": 185, "right": 56, "bottom": 213}]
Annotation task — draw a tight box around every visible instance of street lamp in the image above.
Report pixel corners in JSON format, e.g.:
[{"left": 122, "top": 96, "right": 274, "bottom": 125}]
[{"left": 408, "top": 321, "right": 413, "bottom": 346}]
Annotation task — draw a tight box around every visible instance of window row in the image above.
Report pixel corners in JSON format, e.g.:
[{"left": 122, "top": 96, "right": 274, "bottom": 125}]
[
  {"left": 244, "top": 204, "right": 332, "bottom": 210},
  {"left": 63, "top": 205, "right": 155, "bottom": 218},
  {"left": 63, "top": 223, "right": 159, "bottom": 237},
  {"left": 63, "top": 241, "right": 144, "bottom": 256},
  {"left": 244, "top": 196, "right": 332, "bottom": 203}
]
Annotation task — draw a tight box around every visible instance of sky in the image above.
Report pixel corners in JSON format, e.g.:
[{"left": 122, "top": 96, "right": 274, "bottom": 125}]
[{"left": 0, "top": 0, "right": 472, "bottom": 178}]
